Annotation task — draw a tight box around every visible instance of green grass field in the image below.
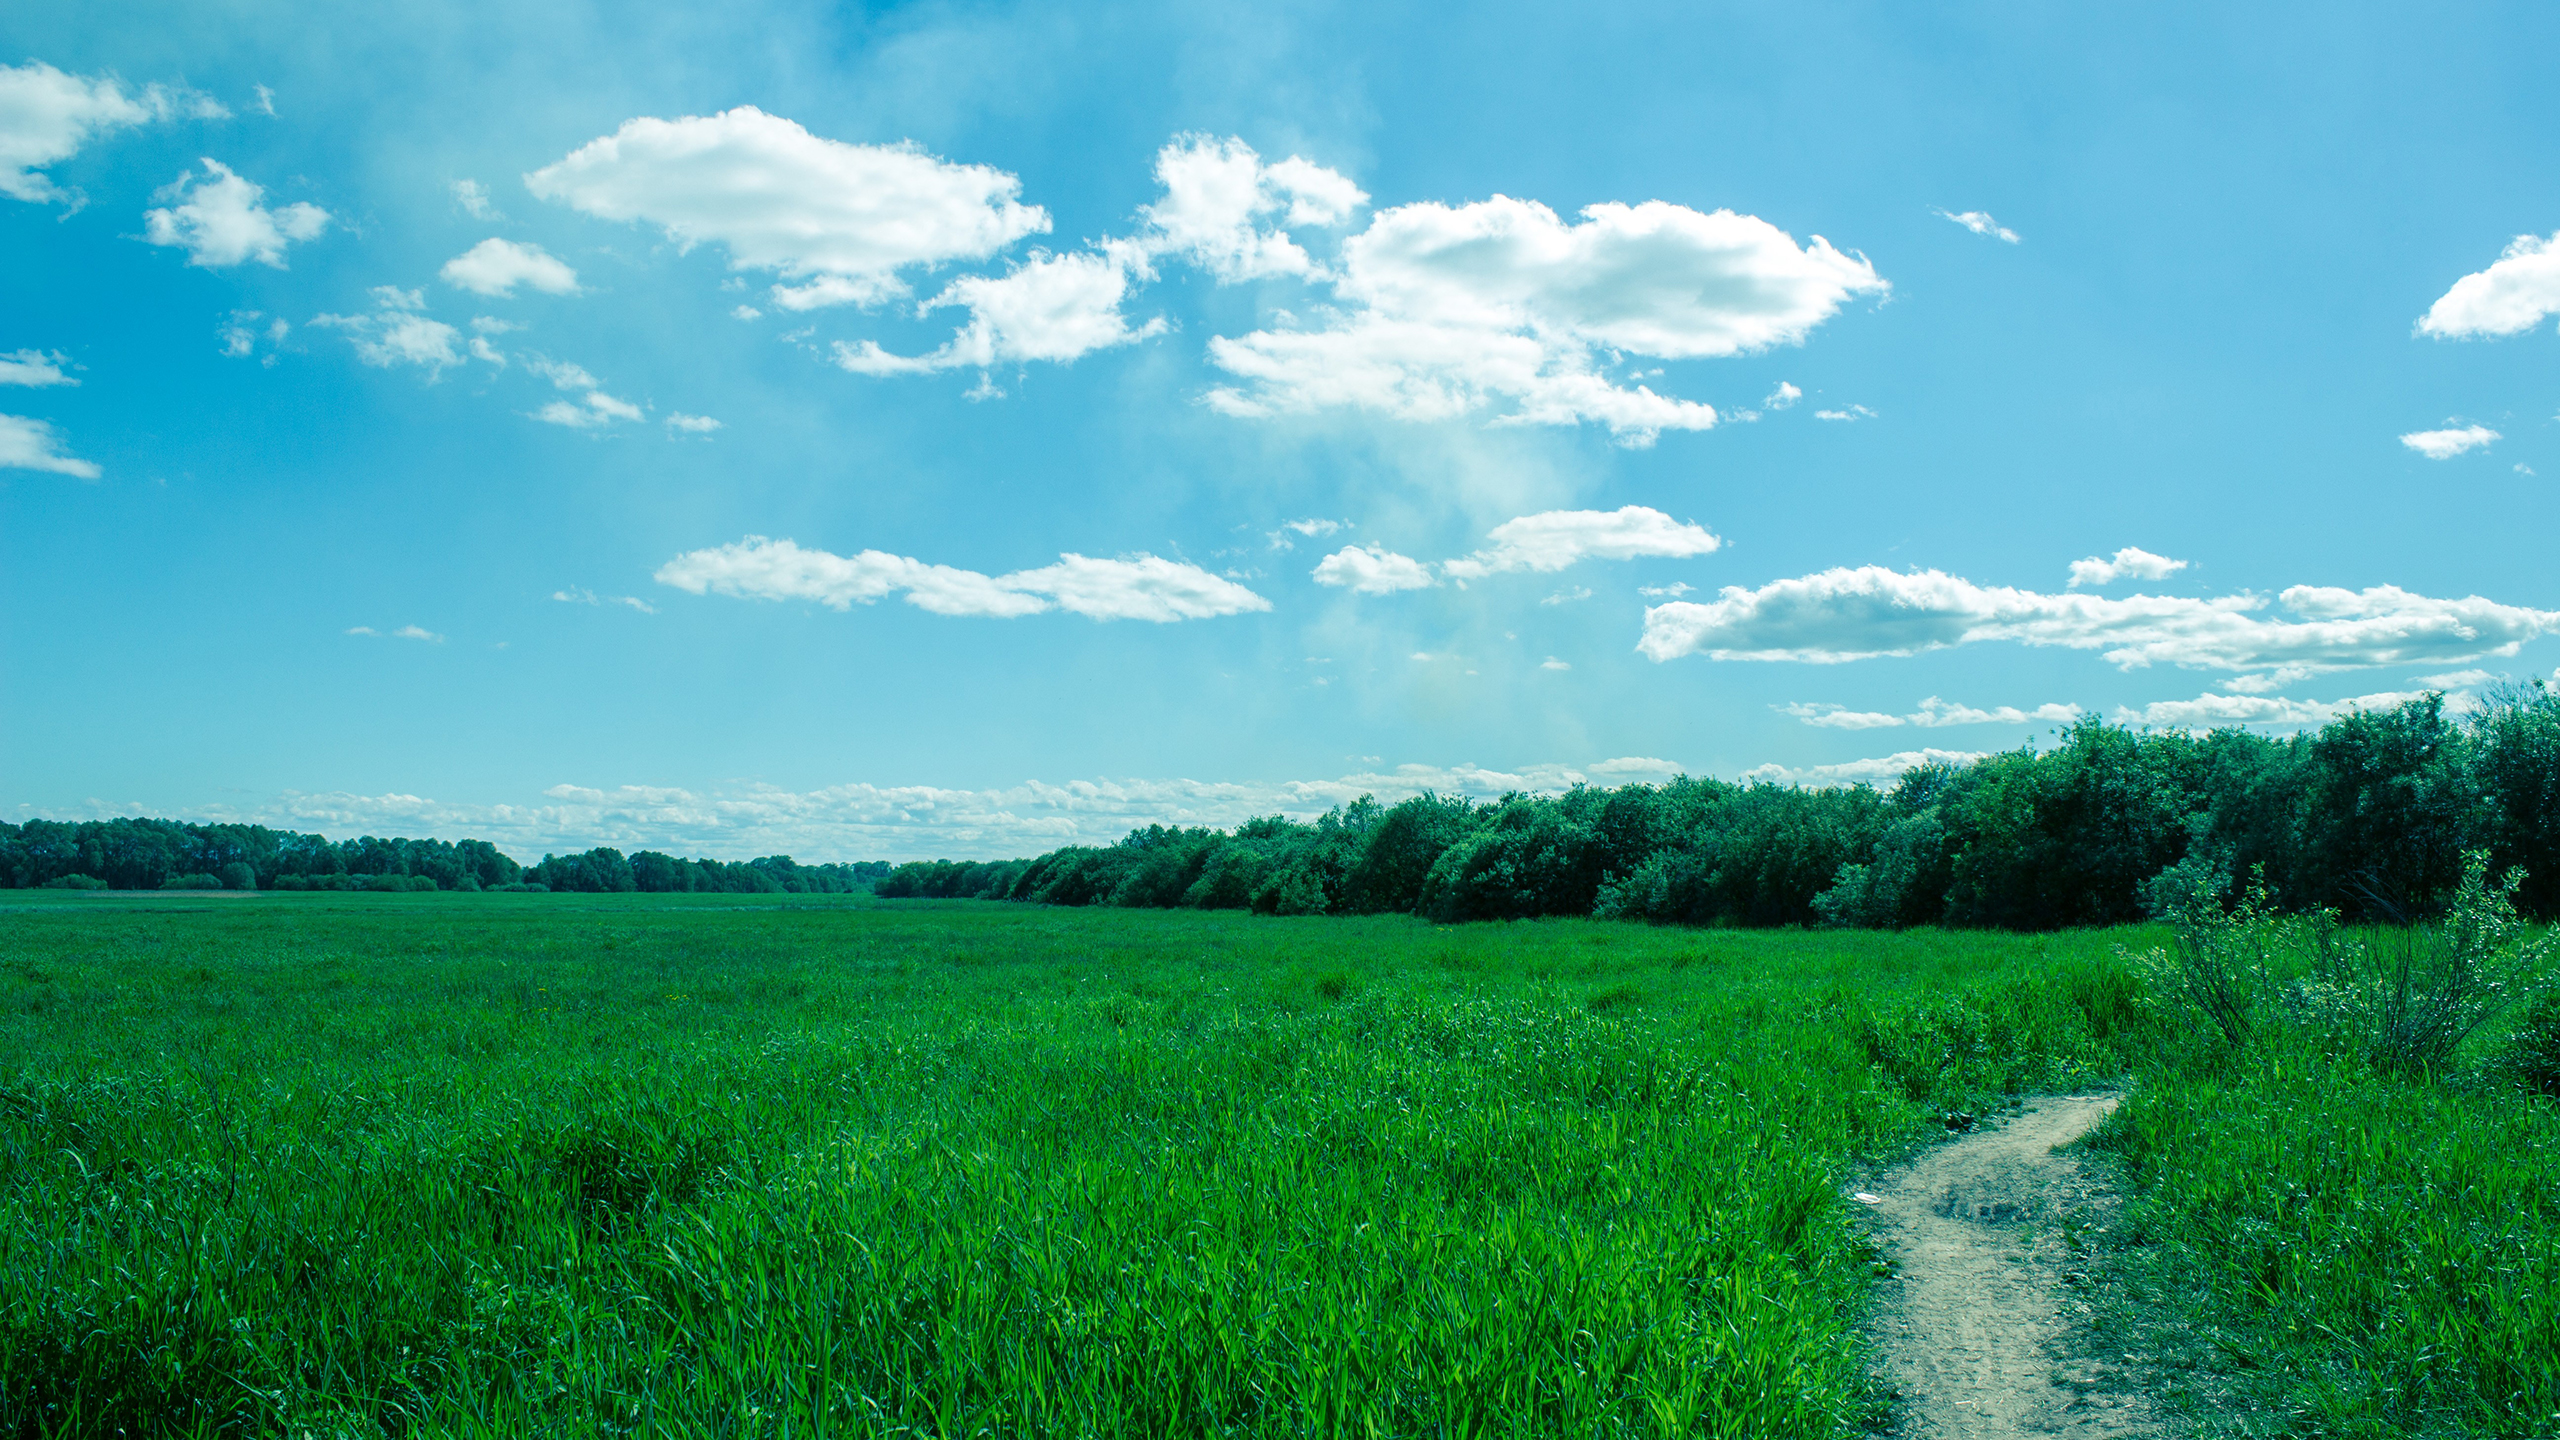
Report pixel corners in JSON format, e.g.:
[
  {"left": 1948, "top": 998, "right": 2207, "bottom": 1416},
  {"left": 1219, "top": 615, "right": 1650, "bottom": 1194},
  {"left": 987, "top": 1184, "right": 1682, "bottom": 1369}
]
[{"left": 1, "top": 893, "right": 2554, "bottom": 1437}]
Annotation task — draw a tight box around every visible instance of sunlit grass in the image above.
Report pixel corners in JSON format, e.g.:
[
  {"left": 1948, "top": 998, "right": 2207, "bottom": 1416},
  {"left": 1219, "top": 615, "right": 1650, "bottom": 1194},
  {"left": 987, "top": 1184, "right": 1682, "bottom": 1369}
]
[{"left": 0, "top": 893, "right": 2131, "bottom": 1437}]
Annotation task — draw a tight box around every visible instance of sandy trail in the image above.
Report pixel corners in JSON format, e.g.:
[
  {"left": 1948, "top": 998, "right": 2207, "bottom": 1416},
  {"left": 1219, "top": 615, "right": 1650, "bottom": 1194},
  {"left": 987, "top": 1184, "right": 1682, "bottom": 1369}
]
[{"left": 1861, "top": 1094, "right": 2155, "bottom": 1438}]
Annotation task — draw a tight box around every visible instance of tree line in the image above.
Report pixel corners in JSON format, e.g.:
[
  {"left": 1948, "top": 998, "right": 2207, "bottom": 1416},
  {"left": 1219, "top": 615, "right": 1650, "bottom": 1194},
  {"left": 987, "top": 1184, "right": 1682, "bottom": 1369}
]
[
  {"left": 879, "top": 684, "right": 2560, "bottom": 929},
  {"left": 0, "top": 818, "right": 888, "bottom": 895}
]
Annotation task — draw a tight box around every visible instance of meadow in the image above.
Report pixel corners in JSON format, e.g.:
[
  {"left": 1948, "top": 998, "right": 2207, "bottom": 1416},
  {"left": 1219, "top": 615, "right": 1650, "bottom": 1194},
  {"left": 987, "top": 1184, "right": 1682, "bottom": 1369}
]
[{"left": 1, "top": 891, "right": 2554, "bottom": 1437}]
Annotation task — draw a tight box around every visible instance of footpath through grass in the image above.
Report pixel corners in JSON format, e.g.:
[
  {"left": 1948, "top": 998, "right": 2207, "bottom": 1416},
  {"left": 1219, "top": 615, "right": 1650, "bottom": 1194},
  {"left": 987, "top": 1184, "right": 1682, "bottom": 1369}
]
[{"left": 0, "top": 892, "right": 2128, "bottom": 1439}]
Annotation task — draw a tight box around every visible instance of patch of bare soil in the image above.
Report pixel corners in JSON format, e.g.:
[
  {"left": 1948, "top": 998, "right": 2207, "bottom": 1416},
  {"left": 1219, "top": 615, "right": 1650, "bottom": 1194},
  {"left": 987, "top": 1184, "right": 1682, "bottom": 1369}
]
[{"left": 1860, "top": 1094, "right": 2156, "bottom": 1438}]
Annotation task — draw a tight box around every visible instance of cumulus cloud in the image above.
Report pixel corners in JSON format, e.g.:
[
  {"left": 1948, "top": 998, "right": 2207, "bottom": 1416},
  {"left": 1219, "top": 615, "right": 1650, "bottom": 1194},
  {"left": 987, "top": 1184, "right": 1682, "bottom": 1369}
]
[
  {"left": 1311, "top": 544, "right": 1437, "bottom": 594},
  {"left": 666, "top": 412, "right": 720, "bottom": 435},
  {"left": 656, "top": 535, "right": 1270, "bottom": 623},
  {"left": 218, "top": 312, "right": 290, "bottom": 363},
  {"left": 526, "top": 356, "right": 642, "bottom": 427},
  {"left": 1933, "top": 207, "right": 2020, "bottom": 243},
  {"left": 834, "top": 248, "right": 1164, "bottom": 374},
  {"left": 0, "top": 349, "right": 75, "bottom": 387},
  {"left": 1541, "top": 657, "right": 1572, "bottom": 671},
  {"left": 1813, "top": 404, "right": 1875, "bottom": 422},
  {"left": 2416, "top": 233, "right": 2560, "bottom": 339},
  {"left": 2400, "top": 423, "right": 2499, "bottom": 459},
  {"left": 2068, "top": 546, "right": 2189, "bottom": 588},
  {"left": 1127, "top": 133, "right": 1366, "bottom": 282},
  {"left": 1639, "top": 581, "right": 1694, "bottom": 599},
  {"left": 1443, "top": 505, "right": 1719, "bottom": 578},
  {"left": 312, "top": 288, "right": 468, "bottom": 376},
  {"left": 0, "top": 61, "right": 216, "bottom": 208},
  {"left": 141, "top": 159, "right": 328, "bottom": 268},
  {"left": 1207, "top": 196, "right": 1884, "bottom": 444},
  {"left": 1763, "top": 381, "right": 1801, "bottom": 410},
  {"left": 1778, "top": 696, "right": 2083, "bottom": 730},
  {"left": 451, "top": 178, "right": 499, "bottom": 220},
  {"left": 1315, "top": 506, "right": 1720, "bottom": 595},
  {"left": 2118, "top": 684, "right": 2479, "bottom": 733},
  {"left": 526, "top": 106, "right": 1048, "bottom": 311},
  {"left": 1639, "top": 564, "right": 2560, "bottom": 676},
  {"left": 0, "top": 413, "right": 100, "bottom": 477},
  {"left": 440, "top": 237, "right": 579, "bottom": 297},
  {"left": 1742, "top": 748, "right": 1988, "bottom": 789}
]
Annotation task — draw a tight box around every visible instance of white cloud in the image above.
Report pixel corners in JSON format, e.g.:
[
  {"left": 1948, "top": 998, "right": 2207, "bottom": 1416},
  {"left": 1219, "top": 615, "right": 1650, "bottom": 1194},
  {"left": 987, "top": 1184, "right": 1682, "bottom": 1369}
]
[
  {"left": 1763, "top": 381, "right": 1801, "bottom": 410},
  {"left": 312, "top": 292, "right": 467, "bottom": 377},
  {"left": 534, "top": 392, "right": 643, "bottom": 428},
  {"left": 2400, "top": 423, "right": 2499, "bottom": 459},
  {"left": 2068, "top": 546, "right": 2189, "bottom": 588},
  {"left": 392, "top": 624, "right": 444, "bottom": 643},
  {"left": 1813, "top": 404, "right": 1875, "bottom": 421},
  {"left": 0, "top": 349, "right": 75, "bottom": 387},
  {"left": 1442, "top": 505, "right": 1720, "bottom": 578},
  {"left": 1742, "top": 749, "right": 1988, "bottom": 789},
  {"left": 553, "top": 588, "right": 654, "bottom": 613},
  {"left": 1639, "top": 582, "right": 1695, "bottom": 599},
  {"left": 141, "top": 159, "right": 329, "bottom": 268},
  {"left": 344, "top": 626, "right": 377, "bottom": 636},
  {"left": 1314, "top": 506, "right": 1719, "bottom": 595},
  {"left": 666, "top": 412, "right": 720, "bottom": 435},
  {"left": 0, "top": 413, "right": 100, "bottom": 477},
  {"left": 252, "top": 85, "right": 275, "bottom": 117},
  {"left": 656, "top": 535, "right": 1271, "bottom": 623},
  {"left": 1311, "top": 544, "right": 1437, "bottom": 594},
  {"left": 833, "top": 248, "right": 1163, "bottom": 374},
  {"left": 1127, "top": 133, "right": 1365, "bottom": 282},
  {"left": 1266, "top": 517, "right": 1343, "bottom": 551},
  {"left": 440, "top": 238, "right": 579, "bottom": 297},
  {"left": 451, "top": 178, "right": 499, "bottom": 220},
  {"left": 525, "top": 356, "right": 642, "bottom": 426},
  {"left": 526, "top": 106, "right": 1048, "bottom": 311},
  {"left": 2416, "top": 233, "right": 2560, "bottom": 339},
  {"left": 1639, "top": 564, "right": 2560, "bottom": 675},
  {"left": 1541, "top": 657, "right": 1571, "bottom": 670},
  {"left": 218, "top": 311, "right": 290, "bottom": 363},
  {"left": 1540, "top": 586, "right": 1593, "bottom": 606},
  {"left": 1933, "top": 207, "right": 2020, "bottom": 243},
  {"left": 0, "top": 61, "right": 166, "bottom": 207},
  {"left": 104, "top": 755, "right": 1701, "bottom": 862},
  {"left": 1206, "top": 196, "right": 1884, "bottom": 444},
  {"left": 1779, "top": 696, "right": 2083, "bottom": 729},
  {"left": 2116, "top": 686, "right": 2473, "bottom": 733}
]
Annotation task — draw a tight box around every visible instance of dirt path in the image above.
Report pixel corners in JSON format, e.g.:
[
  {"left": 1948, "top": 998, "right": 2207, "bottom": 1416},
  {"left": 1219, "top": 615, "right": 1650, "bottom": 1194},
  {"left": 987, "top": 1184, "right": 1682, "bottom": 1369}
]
[{"left": 1860, "top": 1094, "right": 2155, "bottom": 1438}]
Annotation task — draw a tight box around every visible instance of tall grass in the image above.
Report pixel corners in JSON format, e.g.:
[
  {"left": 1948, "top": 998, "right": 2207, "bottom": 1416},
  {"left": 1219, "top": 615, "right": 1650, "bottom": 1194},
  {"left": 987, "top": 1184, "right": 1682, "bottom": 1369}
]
[
  {"left": 0, "top": 893, "right": 2133, "bottom": 1438},
  {"left": 2091, "top": 861, "right": 2560, "bottom": 1437}
]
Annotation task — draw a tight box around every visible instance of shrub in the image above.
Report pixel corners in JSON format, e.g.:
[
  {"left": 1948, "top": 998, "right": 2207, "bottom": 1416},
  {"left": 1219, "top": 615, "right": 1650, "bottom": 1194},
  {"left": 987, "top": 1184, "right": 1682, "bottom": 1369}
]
[
  {"left": 217, "top": 862, "right": 256, "bottom": 891},
  {"left": 2503, "top": 990, "right": 2560, "bottom": 1098},
  {"left": 161, "top": 873, "right": 222, "bottom": 890},
  {"left": 2132, "top": 859, "right": 2301, "bottom": 1051},
  {"left": 38, "top": 874, "right": 105, "bottom": 890},
  {"left": 2289, "top": 852, "right": 2552, "bottom": 1077}
]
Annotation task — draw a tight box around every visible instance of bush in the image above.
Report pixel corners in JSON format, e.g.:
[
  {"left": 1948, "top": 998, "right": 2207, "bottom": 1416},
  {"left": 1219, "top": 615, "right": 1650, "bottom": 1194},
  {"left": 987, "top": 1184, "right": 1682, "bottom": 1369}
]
[
  {"left": 38, "top": 874, "right": 106, "bottom": 890},
  {"left": 217, "top": 861, "right": 256, "bottom": 891},
  {"left": 161, "top": 873, "right": 222, "bottom": 890},
  {"left": 2132, "top": 859, "right": 2300, "bottom": 1052},
  {"left": 2291, "top": 852, "right": 2552, "bottom": 1077},
  {"left": 2504, "top": 990, "right": 2560, "bottom": 1098}
]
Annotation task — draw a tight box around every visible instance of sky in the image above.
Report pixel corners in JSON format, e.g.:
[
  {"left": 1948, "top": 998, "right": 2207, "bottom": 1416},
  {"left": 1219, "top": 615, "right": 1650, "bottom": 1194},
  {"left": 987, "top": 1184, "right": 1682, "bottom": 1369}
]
[{"left": 5, "top": 0, "right": 2560, "bottom": 861}]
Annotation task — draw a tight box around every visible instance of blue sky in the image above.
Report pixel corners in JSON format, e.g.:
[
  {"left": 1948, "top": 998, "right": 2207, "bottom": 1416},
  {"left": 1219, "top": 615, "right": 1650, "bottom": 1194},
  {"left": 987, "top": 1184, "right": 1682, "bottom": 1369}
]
[{"left": 6, "top": 1, "right": 2559, "bottom": 859}]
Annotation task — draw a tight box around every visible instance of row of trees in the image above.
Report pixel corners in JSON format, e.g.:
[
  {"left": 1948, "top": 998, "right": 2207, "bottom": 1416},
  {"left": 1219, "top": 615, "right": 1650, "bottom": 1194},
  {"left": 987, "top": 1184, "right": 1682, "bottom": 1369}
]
[
  {"left": 879, "top": 684, "right": 2560, "bottom": 930},
  {"left": 0, "top": 818, "right": 887, "bottom": 895}
]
